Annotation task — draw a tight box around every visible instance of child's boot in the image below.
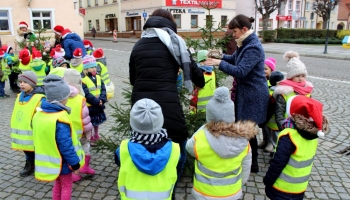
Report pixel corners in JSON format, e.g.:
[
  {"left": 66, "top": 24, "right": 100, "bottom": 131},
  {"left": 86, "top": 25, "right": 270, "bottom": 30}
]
[
  {"left": 90, "top": 134, "right": 97, "bottom": 147},
  {"left": 72, "top": 173, "right": 81, "bottom": 182},
  {"left": 80, "top": 154, "right": 95, "bottom": 175},
  {"left": 20, "top": 160, "right": 34, "bottom": 177}
]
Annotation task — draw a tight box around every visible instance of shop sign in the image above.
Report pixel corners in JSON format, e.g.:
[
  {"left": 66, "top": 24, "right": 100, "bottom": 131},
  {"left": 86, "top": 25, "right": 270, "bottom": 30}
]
[
  {"left": 276, "top": 15, "right": 292, "bottom": 21},
  {"left": 166, "top": 0, "right": 222, "bottom": 8},
  {"left": 79, "top": 8, "right": 85, "bottom": 15},
  {"left": 127, "top": 12, "right": 139, "bottom": 16},
  {"left": 167, "top": 9, "right": 186, "bottom": 13},
  {"left": 105, "top": 14, "right": 116, "bottom": 18},
  {"left": 188, "top": 9, "right": 205, "bottom": 14}
]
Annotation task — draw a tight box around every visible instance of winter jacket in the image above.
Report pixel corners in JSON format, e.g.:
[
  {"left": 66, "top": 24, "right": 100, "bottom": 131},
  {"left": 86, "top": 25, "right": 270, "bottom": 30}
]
[
  {"left": 40, "top": 101, "right": 81, "bottom": 174},
  {"left": 18, "top": 86, "right": 46, "bottom": 104},
  {"left": 68, "top": 85, "right": 92, "bottom": 133},
  {"left": 129, "top": 16, "right": 205, "bottom": 143},
  {"left": 219, "top": 33, "right": 269, "bottom": 125},
  {"left": 186, "top": 121, "right": 257, "bottom": 200},
  {"left": 115, "top": 139, "right": 178, "bottom": 175},
  {"left": 263, "top": 115, "right": 328, "bottom": 200},
  {"left": 63, "top": 33, "right": 87, "bottom": 60}
]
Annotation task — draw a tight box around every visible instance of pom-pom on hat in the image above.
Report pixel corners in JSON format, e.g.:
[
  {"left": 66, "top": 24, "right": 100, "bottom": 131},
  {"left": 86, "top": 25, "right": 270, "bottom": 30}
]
[
  {"left": 206, "top": 87, "right": 235, "bottom": 123},
  {"left": 269, "top": 70, "right": 284, "bottom": 86},
  {"left": 130, "top": 98, "right": 164, "bottom": 134},
  {"left": 19, "top": 49, "right": 31, "bottom": 65},
  {"left": 82, "top": 55, "right": 97, "bottom": 69},
  {"left": 73, "top": 48, "right": 83, "bottom": 58},
  {"left": 61, "top": 29, "right": 71, "bottom": 39},
  {"left": 18, "top": 21, "right": 28, "bottom": 29},
  {"left": 92, "top": 48, "right": 104, "bottom": 59},
  {"left": 284, "top": 51, "right": 307, "bottom": 79},
  {"left": 286, "top": 95, "right": 325, "bottom": 137},
  {"left": 43, "top": 74, "right": 71, "bottom": 102},
  {"left": 53, "top": 25, "right": 64, "bottom": 35},
  {"left": 197, "top": 50, "right": 208, "bottom": 62},
  {"left": 265, "top": 57, "right": 276, "bottom": 71},
  {"left": 18, "top": 71, "right": 37, "bottom": 88}
]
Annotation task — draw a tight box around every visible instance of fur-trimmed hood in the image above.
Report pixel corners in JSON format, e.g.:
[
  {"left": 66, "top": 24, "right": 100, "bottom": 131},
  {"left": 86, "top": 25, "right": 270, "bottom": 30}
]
[
  {"left": 273, "top": 81, "right": 313, "bottom": 99},
  {"left": 203, "top": 121, "right": 258, "bottom": 158},
  {"left": 292, "top": 114, "right": 329, "bottom": 140}
]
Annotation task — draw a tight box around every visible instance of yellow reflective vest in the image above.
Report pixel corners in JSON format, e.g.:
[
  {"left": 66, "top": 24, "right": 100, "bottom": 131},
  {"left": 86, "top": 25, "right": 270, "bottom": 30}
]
[
  {"left": 282, "top": 92, "right": 311, "bottom": 118},
  {"left": 19, "top": 62, "right": 32, "bottom": 73},
  {"left": 49, "top": 67, "right": 66, "bottom": 77},
  {"left": 82, "top": 75, "right": 101, "bottom": 106},
  {"left": 65, "top": 94, "right": 85, "bottom": 139},
  {"left": 266, "top": 80, "right": 278, "bottom": 130},
  {"left": 70, "top": 63, "right": 84, "bottom": 73},
  {"left": 32, "top": 109, "right": 85, "bottom": 181},
  {"left": 273, "top": 128, "right": 317, "bottom": 193},
  {"left": 193, "top": 129, "right": 249, "bottom": 198},
  {"left": 10, "top": 94, "right": 45, "bottom": 151},
  {"left": 30, "top": 60, "right": 47, "bottom": 86},
  {"left": 1, "top": 58, "right": 12, "bottom": 80},
  {"left": 97, "top": 61, "right": 111, "bottom": 86},
  {"left": 197, "top": 72, "right": 216, "bottom": 112},
  {"left": 118, "top": 140, "right": 180, "bottom": 200}
]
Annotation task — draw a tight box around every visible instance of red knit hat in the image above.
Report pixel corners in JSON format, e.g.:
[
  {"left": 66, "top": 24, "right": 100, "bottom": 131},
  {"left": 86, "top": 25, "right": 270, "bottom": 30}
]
[
  {"left": 92, "top": 48, "right": 104, "bottom": 59},
  {"left": 0, "top": 49, "right": 4, "bottom": 58},
  {"left": 73, "top": 48, "right": 83, "bottom": 58},
  {"left": 50, "top": 49, "right": 56, "bottom": 58},
  {"left": 19, "top": 49, "right": 31, "bottom": 65},
  {"left": 53, "top": 25, "right": 64, "bottom": 35},
  {"left": 286, "top": 95, "right": 325, "bottom": 137},
  {"left": 62, "top": 29, "right": 71, "bottom": 39},
  {"left": 18, "top": 21, "right": 28, "bottom": 29},
  {"left": 1, "top": 45, "right": 12, "bottom": 54},
  {"left": 83, "top": 39, "right": 93, "bottom": 48},
  {"left": 32, "top": 50, "right": 42, "bottom": 60}
]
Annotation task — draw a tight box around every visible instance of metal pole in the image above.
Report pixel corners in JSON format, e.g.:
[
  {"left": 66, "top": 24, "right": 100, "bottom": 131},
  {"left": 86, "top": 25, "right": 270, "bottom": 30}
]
[{"left": 323, "top": 0, "right": 332, "bottom": 54}]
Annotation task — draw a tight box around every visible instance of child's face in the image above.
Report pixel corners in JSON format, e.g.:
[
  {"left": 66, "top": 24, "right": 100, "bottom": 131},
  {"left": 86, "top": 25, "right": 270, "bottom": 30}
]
[
  {"left": 9, "top": 49, "right": 14, "bottom": 54},
  {"left": 19, "top": 81, "right": 34, "bottom": 93},
  {"left": 20, "top": 27, "right": 28, "bottom": 32},
  {"left": 264, "top": 64, "right": 272, "bottom": 77},
  {"left": 291, "top": 74, "right": 306, "bottom": 83},
  {"left": 60, "top": 63, "right": 68, "bottom": 68},
  {"left": 87, "top": 67, "right": 96, "bottom": 74}
]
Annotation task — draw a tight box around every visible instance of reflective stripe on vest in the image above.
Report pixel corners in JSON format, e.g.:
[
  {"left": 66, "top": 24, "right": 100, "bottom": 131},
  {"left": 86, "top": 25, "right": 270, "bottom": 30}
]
[
  {"left": 273, "top": 128, "right": 317, "bottom": 193},
  {"left": 193, "top": 129, "right": 248, "bottom": 197},
  {"left": 82, "top": 75, "right": 102, "bottom": 106},
  {"left": 97, "top": 61, "right": 111, "bottom": 85},
  {"left": 65, "top": 94, "right": 85, "bottom": 139},
  {"left": 10, "top": 94, "right": 44, "bottom": 151},
  {"left": 197, "top": 72, "right": 216, "bottom": 111},
  {"left": 118, "top": 140, "right": 180, "bottom": 200},
  {"left": 33, "top": 109, "right": 85, "bottom": 181}
]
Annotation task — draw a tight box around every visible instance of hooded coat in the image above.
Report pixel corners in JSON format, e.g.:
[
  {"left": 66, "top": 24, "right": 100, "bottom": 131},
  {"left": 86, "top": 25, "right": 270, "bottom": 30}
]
[
  {"left": 63, "top": 33, "right": 87, "bottom": 60},
  {"left": 129, "top": 16, "right": 205, "bottom": 143},
  {"left": 186, "top": 121, "right": 258, "bottom": 200}
]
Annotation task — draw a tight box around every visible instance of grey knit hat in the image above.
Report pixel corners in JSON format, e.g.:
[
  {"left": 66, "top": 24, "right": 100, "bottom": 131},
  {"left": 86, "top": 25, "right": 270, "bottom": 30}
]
[
  {"left": 130, "top": 98, "right": 164, "bottom": 134},
  {"left": 18, "top": 71, "right": 37, "bottom": 88},
  {"left": 284, "top": 51, "right": 307, "bottom": 79},
  {"left": 43, "top": 74, "right": 70, "bottom": 102},
  {"left": 206, "top": 87, "right": 235, "bottom": 123}
]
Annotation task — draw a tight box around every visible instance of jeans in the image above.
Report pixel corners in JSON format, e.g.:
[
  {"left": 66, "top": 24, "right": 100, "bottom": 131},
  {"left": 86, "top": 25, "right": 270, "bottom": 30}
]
[
  {"left": 0, "top": 81, "right": 5, "bottom": 96},
  {"left": 24, "top": 151, "right": 35, "bottom": 162}
]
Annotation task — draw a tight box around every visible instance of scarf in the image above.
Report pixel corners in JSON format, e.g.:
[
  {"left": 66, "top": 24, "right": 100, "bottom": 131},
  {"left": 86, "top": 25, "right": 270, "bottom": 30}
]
[
  {"left": 141, "top": 28, "right": 193, "bottom": 92},
  {"left": 279, "top": 79, "right": 314, "bottom": 95},
  {"left": 130, "top": 128, "right": 168, "bottom": 145},
  {"left": 235, "top": 29, "right": 254, "bottom": 47}
]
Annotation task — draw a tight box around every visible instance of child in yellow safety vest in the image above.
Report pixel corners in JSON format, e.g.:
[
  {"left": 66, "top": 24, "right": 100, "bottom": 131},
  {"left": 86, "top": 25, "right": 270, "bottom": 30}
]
[
  {"left": 32, "top": 74, "right": 84, "bottom": 199},
  {"left": 115, "top": 98, "right": 180, "bottom": 200},
  {"left": 63, "top": 69, "right": 95, "bottom": 182},
  {"left": 264, "top": 95, "right": 329, "bottom": 200},
  {"left": 186, "top": 87, "right": 258, "bottom": 200},
  {"left": 189, "top": 50, "right": 216, "bottom": 114},
  {"left": 70, "top": 48, "right": 84, "bottom": 73},
  {"left": 0, "top": 49, "right": 10, "bottom": 98},
  {"left": 81, "top": 55, "right": 107, "bottom": 146},
  {"left": 2, "top": 45, "right": 21, "bottom": 93},
  {"left": 273, "top": 51, "right": 314, "bottom": 132},
  {"left": 93, "top": 48, "right": 114, "bottom": 99},
  {"left": 10, "top": 71, "right": 46, "bottom": 177}
]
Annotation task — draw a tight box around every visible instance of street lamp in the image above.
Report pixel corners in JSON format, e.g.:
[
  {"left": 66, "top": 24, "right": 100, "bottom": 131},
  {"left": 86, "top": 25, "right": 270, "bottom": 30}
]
[{"left": 323, "top": 0, "right": 334, "bottom": 54}]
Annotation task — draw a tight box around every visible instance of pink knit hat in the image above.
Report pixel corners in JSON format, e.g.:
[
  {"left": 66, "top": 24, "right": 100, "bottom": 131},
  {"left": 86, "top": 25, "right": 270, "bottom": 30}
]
[{"left": 265, "top": 57, "right": 276, "bottom": 71}]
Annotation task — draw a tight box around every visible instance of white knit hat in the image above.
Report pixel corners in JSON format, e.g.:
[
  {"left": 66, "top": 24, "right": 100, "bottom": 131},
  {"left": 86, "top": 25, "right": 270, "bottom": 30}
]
[{"left": 284, "top": 51, "right": 307, "bottom": 79}]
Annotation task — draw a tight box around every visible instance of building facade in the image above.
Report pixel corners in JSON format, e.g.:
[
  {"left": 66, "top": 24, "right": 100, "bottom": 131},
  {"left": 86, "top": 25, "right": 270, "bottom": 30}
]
[
  {"left": 81, "top": 0, "right": 236, "bottom": 37},
  {"left": 0, "top": 0, "right": 84, "bottom": 50}
]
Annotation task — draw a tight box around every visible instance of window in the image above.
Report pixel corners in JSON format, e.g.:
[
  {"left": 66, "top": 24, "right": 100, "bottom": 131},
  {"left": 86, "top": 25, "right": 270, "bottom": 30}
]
[
  {"left": 221, "top": 16, "right": 227, "bottom": 28},
  {"left": 88, "top": 20, "right": 92, "bottom": 30},
  {"left": 173, "top": 14, "right": 181, "bottom": 28},
  {"left": 286, "top": 21, "right": 291, "bottom": 28},
  {"left": 191, "top": 15, "right": 198, "bottom": 28},
  {"left": 79, "top": 0, "right": 82, "bottom": 8},
  {"left": 104, "top": 0, "right": 108, "bottom": 4},
  {"left": 305, "top": 2, "right": 310, "bottom": 11},
  {"left": 304, "top": 21, "right": 308, "bottom": 28},
  {"left": 96, "top": 19, "right": 100, "bottom": 31},
  {"left": 258, "top": 19, "right": 273, "bottom": 28},
  {"left": 95, "top": 0, "right": 98, "bottom": 5},
  {"left": 0, "top": 10, "right": 10, "bottom": 31},
  {"left": 311, "top": 21, "right": 315, "bottom": 29},
  {"left": 288, "top": 0, "right": 292, "bottom": 10},
  {"left": 296, "top": 1, "right": 300, "bottom": 11},
  {"left": 87, "top": 0, "right": 91, "bottom": 7},
  {"left": 294, "top": 20, "right": 299, "bottom": 28},
  {"left": 32, "top": 11, "right": 52, "bottom": 29}
]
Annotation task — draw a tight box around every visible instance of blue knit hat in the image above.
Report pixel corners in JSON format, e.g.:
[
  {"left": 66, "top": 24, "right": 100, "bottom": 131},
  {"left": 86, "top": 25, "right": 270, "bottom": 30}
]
[{"left": 82, "top": 55, "right": 96, "bottom": 69}]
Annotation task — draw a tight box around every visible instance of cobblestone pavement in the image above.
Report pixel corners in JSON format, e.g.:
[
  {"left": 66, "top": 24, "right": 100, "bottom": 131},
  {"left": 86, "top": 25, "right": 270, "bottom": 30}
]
[{"left": 0, "top": 40, "right": 349, "bottom": 200}]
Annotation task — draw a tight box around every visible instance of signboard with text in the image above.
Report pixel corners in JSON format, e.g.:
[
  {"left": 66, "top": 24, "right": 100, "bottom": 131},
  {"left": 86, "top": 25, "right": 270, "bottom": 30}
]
[
  {"left": 276, "top": 15, "right": 292, "bottom": 21},
  {"left": 166, "top": 0, "right": 222, "bottom": 8}
]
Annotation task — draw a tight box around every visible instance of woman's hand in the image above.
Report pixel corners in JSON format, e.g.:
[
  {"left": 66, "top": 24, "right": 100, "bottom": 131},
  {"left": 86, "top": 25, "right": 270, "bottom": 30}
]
[{"left": 203, "top": 58, "right": 221, "bottom": 66}]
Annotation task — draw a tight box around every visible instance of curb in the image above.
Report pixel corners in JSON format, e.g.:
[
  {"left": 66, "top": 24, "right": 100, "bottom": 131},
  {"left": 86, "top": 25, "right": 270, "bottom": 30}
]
[
  {"left": 264, "top": 50, "right": 350, "bottom": 61},
  {"left": 85, "top": 37, "right": 138, "bottom": 43}
]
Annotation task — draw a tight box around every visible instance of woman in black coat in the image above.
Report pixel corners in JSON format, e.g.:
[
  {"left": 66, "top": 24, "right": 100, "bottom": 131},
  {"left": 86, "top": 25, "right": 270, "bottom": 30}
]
[{"left": 129, "top": 8, "right": 204, "bottom": 184}]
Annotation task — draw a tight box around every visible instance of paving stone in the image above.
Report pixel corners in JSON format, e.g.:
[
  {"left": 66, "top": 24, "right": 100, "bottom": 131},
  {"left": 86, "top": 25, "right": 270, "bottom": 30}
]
[{"left": 315, "top": 193, "right": 329, "bottom": 199}]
